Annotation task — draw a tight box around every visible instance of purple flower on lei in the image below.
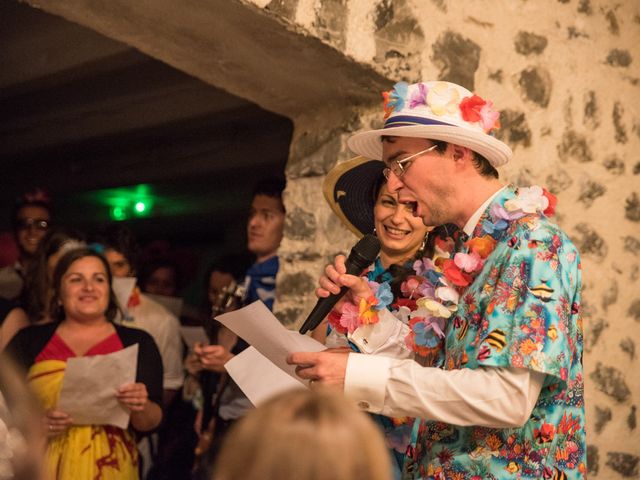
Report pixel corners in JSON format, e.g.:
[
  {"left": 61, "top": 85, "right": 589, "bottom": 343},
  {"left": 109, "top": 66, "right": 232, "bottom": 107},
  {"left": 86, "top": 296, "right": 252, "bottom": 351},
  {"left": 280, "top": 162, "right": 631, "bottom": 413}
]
[
  {"left": 482, "top": 203, "right": 527, "bottom": 234},
  {"left": 411, "top": 316, "right": 446, "bottom": 348},
  {"left": 386, "top": 423, "right": 413, "bottom": 453},
  {"left": 413, "top": 257, "right": 442, "bottom": 285}
]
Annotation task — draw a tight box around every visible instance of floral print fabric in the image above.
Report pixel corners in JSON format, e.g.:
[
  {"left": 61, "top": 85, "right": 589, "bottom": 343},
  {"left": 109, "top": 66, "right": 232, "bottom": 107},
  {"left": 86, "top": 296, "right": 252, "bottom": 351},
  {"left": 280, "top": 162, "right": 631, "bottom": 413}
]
[{"left": 405, "top": 187, "right": 586, "bottom": 479}]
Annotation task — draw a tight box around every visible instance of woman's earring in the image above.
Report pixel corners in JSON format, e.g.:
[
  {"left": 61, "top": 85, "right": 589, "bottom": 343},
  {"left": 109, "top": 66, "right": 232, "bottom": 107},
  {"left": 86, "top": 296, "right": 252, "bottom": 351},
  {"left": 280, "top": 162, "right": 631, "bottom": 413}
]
[
  {"left": 420, "top": 232, "right": 429, "bottom": 253},
  {"left": 373, "top": 227, "right": 377, "bottom": 235}
]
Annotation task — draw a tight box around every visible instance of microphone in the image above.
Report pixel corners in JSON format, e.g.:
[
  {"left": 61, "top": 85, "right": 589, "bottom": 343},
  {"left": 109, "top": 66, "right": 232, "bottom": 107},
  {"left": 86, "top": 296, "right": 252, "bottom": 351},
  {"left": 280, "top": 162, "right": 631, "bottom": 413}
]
[{"left": 299, "top": 234, "right": 381, "bottom": 335}]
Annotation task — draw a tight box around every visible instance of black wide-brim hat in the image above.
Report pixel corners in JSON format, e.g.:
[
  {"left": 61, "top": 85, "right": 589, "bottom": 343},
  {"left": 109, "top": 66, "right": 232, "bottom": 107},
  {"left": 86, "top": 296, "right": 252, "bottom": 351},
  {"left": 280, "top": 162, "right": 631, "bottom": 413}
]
[{"left": 322, "top": 156, "right": 385, "bottom": 237}]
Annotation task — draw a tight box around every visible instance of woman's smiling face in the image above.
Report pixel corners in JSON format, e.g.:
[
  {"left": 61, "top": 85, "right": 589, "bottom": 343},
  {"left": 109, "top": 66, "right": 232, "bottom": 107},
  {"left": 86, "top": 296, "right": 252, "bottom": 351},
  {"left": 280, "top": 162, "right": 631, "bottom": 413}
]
[
  {"left": 373, "top": 182, "right": 431, "bottom": 265},
  {"left": 59, "top": 256, "right": 110, "bottom": 321}
]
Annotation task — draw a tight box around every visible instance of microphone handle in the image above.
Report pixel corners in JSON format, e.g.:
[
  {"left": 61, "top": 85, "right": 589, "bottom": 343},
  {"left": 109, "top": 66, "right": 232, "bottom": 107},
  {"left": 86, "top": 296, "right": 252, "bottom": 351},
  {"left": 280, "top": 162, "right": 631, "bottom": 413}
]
[{"left": 299, "top": 285, "right": 349, "bottom": 334}]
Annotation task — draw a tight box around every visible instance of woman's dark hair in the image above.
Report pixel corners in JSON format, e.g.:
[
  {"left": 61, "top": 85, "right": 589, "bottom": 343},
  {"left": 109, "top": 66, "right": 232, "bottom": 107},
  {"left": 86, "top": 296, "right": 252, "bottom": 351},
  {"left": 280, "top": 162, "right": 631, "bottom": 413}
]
[
  {"left": 205, "top": 253, "right": 253, "bottom": 288},
  {"left": 94, "top": 224, "right": 139, "bottom": 273},
  {"left": 50, "top": 248, "right": 120, "bottom": 322},
  {"left": 138, "top": 258, "right": 181, "bottom": 295},
  {"left": 22, "top": 227, "right": 86, "bottom": 322}
]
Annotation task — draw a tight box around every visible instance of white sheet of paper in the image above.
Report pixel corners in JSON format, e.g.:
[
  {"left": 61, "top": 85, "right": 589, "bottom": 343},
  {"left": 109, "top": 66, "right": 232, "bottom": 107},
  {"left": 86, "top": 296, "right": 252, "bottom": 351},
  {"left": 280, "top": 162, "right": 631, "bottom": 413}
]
[
  {"left": 180, "top": 326, "right": 209, "bottom": 351},
  {"left": 57, "top": 344, "right": 138, "bottom": 429},
  {"left": 225, "top": 346, "right": 306, "bottom": 407},
  {"left": 146, "top": 294, "right": 183, "bottom": 318},
  {"left": 112, "top": 277, "right": 137, "bottom": 311},
  {"left": 215, "top": 301, "right": 325, "bottom": 379}
]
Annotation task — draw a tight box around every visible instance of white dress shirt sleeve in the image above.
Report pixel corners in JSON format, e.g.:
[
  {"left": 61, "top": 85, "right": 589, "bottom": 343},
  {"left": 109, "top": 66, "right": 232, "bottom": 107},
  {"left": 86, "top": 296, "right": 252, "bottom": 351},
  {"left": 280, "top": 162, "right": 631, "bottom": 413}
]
[{"left": 345, "top": 353, "right": 545, "bottom": 428}]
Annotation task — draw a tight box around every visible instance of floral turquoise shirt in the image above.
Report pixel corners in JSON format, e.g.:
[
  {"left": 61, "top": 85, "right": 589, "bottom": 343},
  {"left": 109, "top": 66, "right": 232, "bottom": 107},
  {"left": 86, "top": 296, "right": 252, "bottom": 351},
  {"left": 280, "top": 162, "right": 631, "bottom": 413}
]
[{"left": 405, "top": 187, "right": 586, "bottom": 479}]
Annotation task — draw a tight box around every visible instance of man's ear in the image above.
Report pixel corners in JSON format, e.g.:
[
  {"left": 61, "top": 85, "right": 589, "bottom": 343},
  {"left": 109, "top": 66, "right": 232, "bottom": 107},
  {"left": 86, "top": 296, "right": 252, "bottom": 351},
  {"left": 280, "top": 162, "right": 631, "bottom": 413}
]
[{"left": 451, "top": 145, "right": 470, "bottom": 162}]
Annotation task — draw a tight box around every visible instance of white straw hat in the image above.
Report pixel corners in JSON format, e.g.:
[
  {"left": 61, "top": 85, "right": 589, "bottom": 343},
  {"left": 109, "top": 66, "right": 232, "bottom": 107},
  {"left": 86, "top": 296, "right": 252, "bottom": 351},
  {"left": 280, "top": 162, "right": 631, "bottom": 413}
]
[{"left": 348, "top": 81, "right": 512, "bottom": 167}]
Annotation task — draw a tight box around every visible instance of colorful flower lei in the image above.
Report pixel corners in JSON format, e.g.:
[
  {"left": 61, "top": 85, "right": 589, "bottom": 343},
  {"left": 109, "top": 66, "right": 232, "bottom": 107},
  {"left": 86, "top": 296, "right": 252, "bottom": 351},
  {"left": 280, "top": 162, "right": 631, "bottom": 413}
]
[{"left": 330, "top": 186, "right": 557, "bottom": 355}]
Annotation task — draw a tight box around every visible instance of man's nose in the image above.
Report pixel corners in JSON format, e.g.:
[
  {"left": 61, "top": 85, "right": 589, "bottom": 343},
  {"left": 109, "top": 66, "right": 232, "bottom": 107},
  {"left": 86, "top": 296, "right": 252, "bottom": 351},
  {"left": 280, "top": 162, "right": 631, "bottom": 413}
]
[{"left": 385, "top": 171, "right": 405, "bottom": 192}]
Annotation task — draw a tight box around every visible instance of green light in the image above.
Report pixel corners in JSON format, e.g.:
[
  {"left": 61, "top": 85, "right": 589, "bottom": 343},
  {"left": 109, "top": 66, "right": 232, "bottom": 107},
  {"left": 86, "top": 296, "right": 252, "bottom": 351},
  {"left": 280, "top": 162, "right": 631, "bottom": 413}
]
[
  {"left": 134, "top": 201, "right": 146, "bottom": 213},
  {"left": 111, "top": 206, "right": 127, "bottom": 221}
]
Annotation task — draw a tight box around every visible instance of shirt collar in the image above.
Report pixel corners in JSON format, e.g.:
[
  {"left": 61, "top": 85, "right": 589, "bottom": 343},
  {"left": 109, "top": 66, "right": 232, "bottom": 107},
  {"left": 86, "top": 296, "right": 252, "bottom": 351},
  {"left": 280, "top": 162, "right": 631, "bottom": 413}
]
[{"left": 462, "top": 186, "right": 507, "bottom": 237}]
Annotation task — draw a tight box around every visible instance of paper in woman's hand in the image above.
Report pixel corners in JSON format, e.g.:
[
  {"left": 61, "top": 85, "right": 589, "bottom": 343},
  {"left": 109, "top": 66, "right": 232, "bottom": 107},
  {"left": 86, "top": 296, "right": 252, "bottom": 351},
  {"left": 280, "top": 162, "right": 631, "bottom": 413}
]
[{"left": 57, "top": 344, "right": 138, "bottom": 429}]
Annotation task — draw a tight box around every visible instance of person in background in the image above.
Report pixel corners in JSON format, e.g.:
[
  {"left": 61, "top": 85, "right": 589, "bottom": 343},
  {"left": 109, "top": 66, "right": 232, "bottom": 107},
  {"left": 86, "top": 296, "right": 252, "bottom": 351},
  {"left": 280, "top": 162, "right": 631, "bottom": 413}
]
[
  {"left": 290, "top": 80, "right": 585, "bottom": 479},
  {"left": 139, "top": 258, "right": 180, "bottom": 298},
  {"left": 0, "top": 297, "right": 29, "bottom": 350},
  {"left": 95, "top": 224, "right": 183, "bottom": 478},
  {"left": 186, "top": 254, "right": 252, "bottom": 479},
  {"left": 0, "top": 353, "right": 46, "bottom": 480},
  {"left": 314, "top": 156, "right": 456, "bottom": 477},
  {"left": 193, "top": 177, "right": 286, "bottom": 475},
  {"left": 96, "top": 224, "right": 184, "bottom": 405},
  {"left": 213, "top": 388, "right": 392, "bottom": 480},
  {"left": 22, "top": 227, "right": 86, "bottom": 324},
  {"left": 242, "top": 176, "right": 287, "bottom": 310},
  {"left": 0, "top": 188, "right": 52, "bottom": 301},
  {"left": 6, "top": 247, "right": 163, "bottom": 479},
  {"left": 1, "top": 228, "right": 86, "bottom": 349}
]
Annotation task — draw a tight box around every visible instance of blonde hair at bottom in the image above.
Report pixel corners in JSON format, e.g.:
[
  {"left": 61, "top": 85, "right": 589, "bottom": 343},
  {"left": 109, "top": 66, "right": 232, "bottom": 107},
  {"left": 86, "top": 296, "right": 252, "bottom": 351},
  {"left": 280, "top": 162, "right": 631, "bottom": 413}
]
[{"left": 213, "top": 388, "right": 392, "bottom": 480}]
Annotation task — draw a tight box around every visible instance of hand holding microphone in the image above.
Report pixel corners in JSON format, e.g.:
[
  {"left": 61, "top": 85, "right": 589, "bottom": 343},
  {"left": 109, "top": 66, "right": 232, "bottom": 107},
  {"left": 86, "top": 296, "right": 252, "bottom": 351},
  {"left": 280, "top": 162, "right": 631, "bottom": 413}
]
[{"left": 299, "top": 234, "right": 380, "bottom": 334}]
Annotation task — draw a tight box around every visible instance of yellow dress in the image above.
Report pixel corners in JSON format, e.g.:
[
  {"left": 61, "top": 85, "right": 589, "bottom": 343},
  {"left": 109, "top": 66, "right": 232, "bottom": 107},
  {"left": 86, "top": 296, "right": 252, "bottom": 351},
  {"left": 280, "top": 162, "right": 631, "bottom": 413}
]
[{"left": 27, "top": 335, "right": 139, "bottom": 479}]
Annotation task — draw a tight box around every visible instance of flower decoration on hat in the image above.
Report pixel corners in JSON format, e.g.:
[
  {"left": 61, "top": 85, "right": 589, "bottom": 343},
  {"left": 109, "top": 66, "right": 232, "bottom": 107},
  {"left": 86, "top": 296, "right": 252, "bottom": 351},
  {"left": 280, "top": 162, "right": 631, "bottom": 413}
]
[
  {"left": 382, "top": 81, "right": 408, "bottom": 119},
  {"left": 409, "top": 82, "right": 428, "bottom": 109},
  {"left": 379, "top": 80, "right": 501, "bottom": 133},
  {"left": 459, "top": 94, "right": 501, "bottom": 132},
  {"left": 426, "top": 82, "right": 461, "bottom": 116}
]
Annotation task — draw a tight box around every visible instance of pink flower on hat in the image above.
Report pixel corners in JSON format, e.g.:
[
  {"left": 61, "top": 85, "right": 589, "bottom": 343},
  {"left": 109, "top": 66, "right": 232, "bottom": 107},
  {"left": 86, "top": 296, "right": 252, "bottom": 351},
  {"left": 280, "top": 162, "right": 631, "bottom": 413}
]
[
  {"left": 479, "top": 101, "right": 500, "bottom": 132},
  {"left": 460, "top": 95, "right": 501, "bottom": 132}
]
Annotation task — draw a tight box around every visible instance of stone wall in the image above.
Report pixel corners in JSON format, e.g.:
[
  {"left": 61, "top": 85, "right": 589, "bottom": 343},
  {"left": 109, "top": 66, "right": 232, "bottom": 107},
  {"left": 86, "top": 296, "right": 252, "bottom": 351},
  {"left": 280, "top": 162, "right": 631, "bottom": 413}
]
[{"left": 264, "top": 1, "right": 640, "bottom": 478}]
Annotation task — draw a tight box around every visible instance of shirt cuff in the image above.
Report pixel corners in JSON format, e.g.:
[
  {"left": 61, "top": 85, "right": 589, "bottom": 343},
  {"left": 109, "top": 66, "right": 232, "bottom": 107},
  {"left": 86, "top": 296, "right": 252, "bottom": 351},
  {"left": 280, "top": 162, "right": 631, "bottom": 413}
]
[
  {"left": 344, "top": 353, "right": 392, "bottom": 413},
  {"left": 348, "top": 309, "right": 410, "bottom": 357}
]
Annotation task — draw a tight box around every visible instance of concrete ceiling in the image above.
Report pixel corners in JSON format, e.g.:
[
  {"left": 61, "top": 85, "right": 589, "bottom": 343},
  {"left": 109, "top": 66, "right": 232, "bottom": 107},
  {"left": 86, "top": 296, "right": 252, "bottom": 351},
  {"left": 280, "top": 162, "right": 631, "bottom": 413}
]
[{"left": 0, "top": 0, "right": 293, "bottom": 248}]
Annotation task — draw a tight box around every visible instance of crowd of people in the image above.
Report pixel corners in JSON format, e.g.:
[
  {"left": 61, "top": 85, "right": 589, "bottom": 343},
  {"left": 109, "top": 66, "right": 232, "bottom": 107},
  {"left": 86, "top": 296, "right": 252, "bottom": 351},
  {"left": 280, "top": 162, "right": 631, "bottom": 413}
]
[
  {"left": 1, "top": 78, "right": 586, "bottom": 480},
  {"left": 0, "top": 178, "right": 297, "bottom": 479}
]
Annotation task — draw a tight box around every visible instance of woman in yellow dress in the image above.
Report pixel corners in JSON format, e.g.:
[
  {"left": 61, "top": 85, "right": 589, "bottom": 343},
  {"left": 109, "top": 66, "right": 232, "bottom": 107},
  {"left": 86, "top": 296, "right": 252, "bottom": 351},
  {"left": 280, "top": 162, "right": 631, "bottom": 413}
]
[{"left": 7, "top": 247, "right": 163, "bottom": 479}]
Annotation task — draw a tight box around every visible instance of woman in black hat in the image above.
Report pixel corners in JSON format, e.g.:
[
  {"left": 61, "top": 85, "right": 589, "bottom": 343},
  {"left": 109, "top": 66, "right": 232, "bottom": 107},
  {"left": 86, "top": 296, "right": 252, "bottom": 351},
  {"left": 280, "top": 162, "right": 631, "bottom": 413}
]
[{"left": 317, "top": 156, "right": 457, "bottom": 478}]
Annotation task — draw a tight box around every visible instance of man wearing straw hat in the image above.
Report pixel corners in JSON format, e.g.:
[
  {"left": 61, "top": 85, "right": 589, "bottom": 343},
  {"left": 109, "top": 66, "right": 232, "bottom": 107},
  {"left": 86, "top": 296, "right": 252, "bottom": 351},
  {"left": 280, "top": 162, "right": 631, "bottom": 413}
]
[{"left": 289, "top": 81, "right": 586, "bottom": 479}]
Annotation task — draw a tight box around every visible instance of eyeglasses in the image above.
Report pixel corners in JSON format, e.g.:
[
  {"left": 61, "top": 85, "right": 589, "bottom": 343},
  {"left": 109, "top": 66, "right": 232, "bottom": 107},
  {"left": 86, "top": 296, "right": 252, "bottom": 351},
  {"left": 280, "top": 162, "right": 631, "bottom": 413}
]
[
  {"left": 15, "top": 218, "right": 49, "bottom": 231},
  {"left": 383, "top": 144, "right": 438, "bottom": 179}
]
